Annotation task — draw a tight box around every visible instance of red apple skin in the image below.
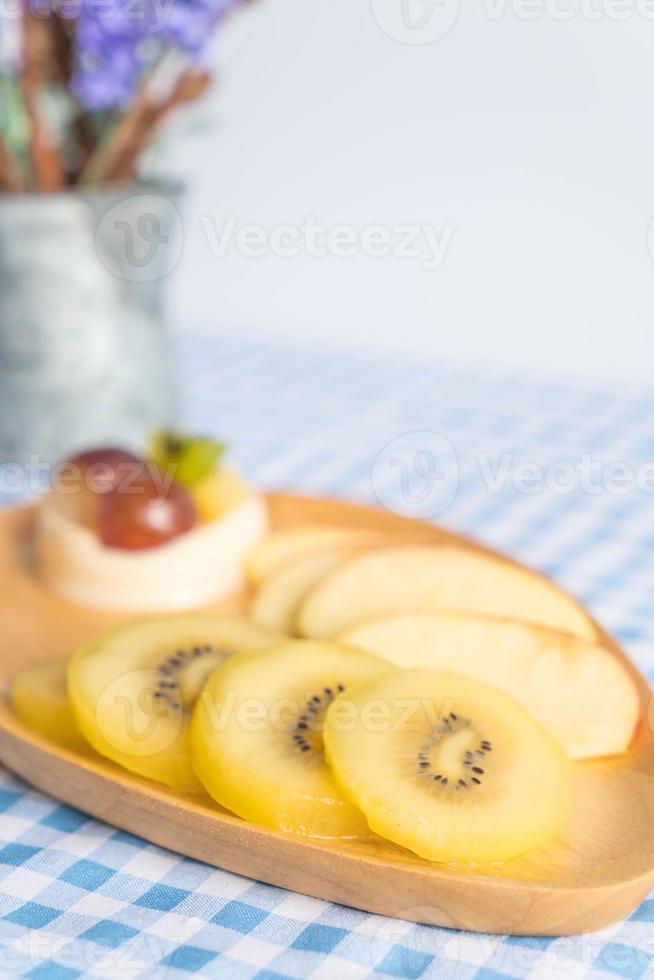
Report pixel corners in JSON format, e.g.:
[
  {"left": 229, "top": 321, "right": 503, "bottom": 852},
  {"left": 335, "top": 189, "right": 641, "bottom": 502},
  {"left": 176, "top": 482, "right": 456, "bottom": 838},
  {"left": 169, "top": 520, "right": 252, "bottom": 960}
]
[
  {"left": 51, "top": 449, "right": 144, "bottom": 529},
  {"left": 97, "top": 471, "right": 197, "bottom": 550}
]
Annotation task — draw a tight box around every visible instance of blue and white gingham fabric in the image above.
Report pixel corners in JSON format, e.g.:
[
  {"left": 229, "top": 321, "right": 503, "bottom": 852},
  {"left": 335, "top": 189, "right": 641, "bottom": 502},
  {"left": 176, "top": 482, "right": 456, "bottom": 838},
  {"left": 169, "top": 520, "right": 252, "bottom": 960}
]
[{"left": 1, "top": 330, "right": 654, "bottom": 979}]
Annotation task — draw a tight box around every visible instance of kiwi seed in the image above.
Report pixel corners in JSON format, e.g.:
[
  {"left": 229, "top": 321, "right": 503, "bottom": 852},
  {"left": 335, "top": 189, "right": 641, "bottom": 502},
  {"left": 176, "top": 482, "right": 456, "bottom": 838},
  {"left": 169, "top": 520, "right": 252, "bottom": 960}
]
[
  {"left": 291, "top": 683, "right": 346, "bottom": 756},
  {"left": 152, "top": 644, "right": 229, "bottom": 713},
  {"left": 416, "top": 714, "right": 491, "bottom": 792}
]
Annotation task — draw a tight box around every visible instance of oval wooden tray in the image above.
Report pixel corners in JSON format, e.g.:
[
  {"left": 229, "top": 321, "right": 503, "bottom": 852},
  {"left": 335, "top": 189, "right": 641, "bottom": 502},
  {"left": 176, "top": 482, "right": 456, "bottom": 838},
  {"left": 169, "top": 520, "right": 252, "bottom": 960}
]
[{"left": 0, "top": 493, "right": 653, "bottom": 936}]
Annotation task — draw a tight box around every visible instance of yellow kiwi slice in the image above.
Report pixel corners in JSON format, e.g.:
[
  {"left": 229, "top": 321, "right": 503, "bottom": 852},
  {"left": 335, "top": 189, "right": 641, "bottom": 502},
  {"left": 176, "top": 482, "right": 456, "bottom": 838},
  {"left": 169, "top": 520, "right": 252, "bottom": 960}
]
[
  {"left": 324, "top": 669, "right": 571, "bottom": 863},
  {"left": 68, "top": 616, "right": 272, "bottom": 792},
  {"left": 340, "top": 613, "right": 640, "bottom": 759},
  {"left": 192, "top": 470, "right": 250, "bottom": 523},
  {"left": 12, "top": 661, "right": 87, "bottom": 752},
  {"left": 191, "top": 641, "right": 387, "bottom": 837}
]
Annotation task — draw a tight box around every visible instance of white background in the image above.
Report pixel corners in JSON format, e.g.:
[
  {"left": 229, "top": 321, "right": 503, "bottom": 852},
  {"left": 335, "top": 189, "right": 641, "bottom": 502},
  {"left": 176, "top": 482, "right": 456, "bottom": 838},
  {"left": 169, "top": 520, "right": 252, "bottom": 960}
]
[{"left": 165, "top": 0, "right": 654, "bottom": 383}]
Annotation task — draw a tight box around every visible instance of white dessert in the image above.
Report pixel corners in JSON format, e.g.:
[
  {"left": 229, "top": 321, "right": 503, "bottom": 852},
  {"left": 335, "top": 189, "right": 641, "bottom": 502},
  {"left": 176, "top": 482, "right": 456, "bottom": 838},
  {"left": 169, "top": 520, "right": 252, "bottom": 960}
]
[{"left": 36, "top": 494, "right": 268, "bottom": 611}]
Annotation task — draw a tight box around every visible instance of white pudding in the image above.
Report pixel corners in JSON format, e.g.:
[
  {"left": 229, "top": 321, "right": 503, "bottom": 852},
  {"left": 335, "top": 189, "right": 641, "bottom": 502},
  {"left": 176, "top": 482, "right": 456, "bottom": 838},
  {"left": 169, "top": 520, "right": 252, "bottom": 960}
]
[{"left": 36, "top": 494, "right": 268, "bottom": 611}]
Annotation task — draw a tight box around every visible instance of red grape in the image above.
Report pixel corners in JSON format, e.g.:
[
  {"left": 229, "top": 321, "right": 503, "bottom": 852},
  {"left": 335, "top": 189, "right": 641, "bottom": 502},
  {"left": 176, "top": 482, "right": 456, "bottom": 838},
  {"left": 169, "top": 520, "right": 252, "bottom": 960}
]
[
  {"left": 98, "top": 470, "right": 197, "bottom": 550},
  {"left": 66, "top": 448, "right": 143, "bottom": 492},
  {"left": 52, "top": 448, "right": 144, "bottom": 528}
]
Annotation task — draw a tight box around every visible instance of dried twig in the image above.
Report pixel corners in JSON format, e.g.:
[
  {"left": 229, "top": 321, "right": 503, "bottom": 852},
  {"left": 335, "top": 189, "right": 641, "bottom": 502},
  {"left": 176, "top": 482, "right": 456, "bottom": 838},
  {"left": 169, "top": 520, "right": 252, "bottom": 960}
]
[
  {"left": 20, "top": 9, "right": 65, "bottom": 190},
  {"left": 81, "top": 69, "right": 210, "bottom": 186},
  {"left": 109, "top": 71, "right": 211, "bottom": 182},
  {"left": 48, "top": 14, "right": 93, "bottom": 183},
  {"left": 0, "top": 134, "right": 21, "bottom": 191},
  {"left": 79, "top": 78, "right": 152, "bottom": 186}
]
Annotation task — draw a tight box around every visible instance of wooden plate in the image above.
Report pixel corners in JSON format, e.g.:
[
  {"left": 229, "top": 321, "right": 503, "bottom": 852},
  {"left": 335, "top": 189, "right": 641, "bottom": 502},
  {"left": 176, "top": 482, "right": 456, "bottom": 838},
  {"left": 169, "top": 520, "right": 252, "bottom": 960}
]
[{"left": 0, "top": 493, "right": 653, "bottom": 936}]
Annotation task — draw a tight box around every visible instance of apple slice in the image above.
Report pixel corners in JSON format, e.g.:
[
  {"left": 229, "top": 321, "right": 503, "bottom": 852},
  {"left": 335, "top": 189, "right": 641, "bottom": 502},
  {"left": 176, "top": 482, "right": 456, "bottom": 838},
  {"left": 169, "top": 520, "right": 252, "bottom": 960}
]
[
  {"left": 340, "top": 612, "right": 640, "bottom": 759},
  {"left": 247, "top": 525, "right": 394, "bottom": 585},
  {"left": 250, "top": 549, "right": 359, "bottom": 633},
  {"left": 296, "top": 545, "right": 596, "bottom": 641}
]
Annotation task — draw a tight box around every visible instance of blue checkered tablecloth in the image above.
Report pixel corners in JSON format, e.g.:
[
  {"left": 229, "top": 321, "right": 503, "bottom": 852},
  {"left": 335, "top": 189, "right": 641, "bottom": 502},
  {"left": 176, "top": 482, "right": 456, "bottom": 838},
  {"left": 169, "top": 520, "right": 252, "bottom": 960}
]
[{"left": 1, "top": 330, "right": 654, "bottom": 979}]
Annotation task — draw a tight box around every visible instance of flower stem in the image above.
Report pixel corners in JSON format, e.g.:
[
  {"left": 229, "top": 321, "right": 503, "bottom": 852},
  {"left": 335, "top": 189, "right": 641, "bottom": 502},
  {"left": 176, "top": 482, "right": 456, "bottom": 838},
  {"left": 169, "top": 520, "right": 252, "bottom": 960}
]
[
  {"left": 109, "top": 70, "right": 210, "bottom": 183},
  {"left": 20, "top": 7, "right": 64, "bottom": 190},
  {"left": 0, "top": 133, "right": 21, "bottom": 191}
]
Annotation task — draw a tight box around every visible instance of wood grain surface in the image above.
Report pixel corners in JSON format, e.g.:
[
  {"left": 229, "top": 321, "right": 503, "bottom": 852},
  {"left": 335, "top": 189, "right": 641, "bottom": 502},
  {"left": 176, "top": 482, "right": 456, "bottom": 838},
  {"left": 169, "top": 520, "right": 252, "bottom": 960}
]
[{"left": 0, "top": 493, "right": 652, "bottom": 936}]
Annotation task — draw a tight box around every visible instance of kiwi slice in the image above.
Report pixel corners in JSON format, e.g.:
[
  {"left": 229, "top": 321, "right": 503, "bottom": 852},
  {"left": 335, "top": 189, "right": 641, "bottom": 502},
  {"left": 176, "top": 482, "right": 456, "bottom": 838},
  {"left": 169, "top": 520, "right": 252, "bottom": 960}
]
[
  {"left": 190, "top": 640, "right": 387, "bottom": 837},
  {"left": 324, "top": 669, "right": 571, "bottom": 863},
  {"left": 150, "top": 431, "right": 225, "bottom": 488},
  {"left": 68, "top": 616, "right": 271, "bottom": 792},
  {"left": 192, "top": 469, "right": 250, "bottom": 523},
  {"left": 12, "top": 661, "right": 87, "bottom": 753}
]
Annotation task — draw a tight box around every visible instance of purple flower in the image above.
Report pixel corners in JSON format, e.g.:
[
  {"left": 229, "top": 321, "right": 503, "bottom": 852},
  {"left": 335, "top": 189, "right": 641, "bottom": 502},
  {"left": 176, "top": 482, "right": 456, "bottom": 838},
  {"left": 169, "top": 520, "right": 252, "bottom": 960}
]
[
  {"left": 73, "top": 41, "right": 141, "bottom": 109},
  {"left": 162, "top": 0, "right": 237, "bottom": 54},
  {"left": 70, "top": 0, "right": 241, "bottom": 110}
]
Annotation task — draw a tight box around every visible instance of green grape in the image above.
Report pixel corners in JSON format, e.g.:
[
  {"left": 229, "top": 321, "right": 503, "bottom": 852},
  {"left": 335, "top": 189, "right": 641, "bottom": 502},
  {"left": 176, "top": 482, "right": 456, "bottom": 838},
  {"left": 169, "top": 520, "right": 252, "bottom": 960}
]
[{"left": 150, "top": 431, "right": 225, "bottom": 488}]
